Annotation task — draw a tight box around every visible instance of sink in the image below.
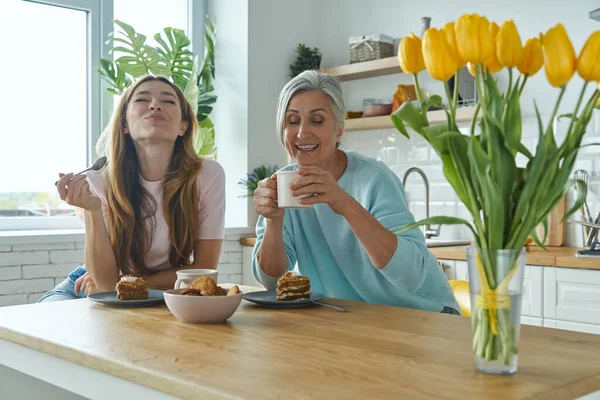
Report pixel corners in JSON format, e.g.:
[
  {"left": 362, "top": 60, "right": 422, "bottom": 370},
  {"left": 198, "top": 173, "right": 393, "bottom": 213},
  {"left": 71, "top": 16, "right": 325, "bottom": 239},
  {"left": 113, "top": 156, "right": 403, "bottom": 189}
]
[{"left": 425, "top": 239, "right": 472, "bottom": 248}]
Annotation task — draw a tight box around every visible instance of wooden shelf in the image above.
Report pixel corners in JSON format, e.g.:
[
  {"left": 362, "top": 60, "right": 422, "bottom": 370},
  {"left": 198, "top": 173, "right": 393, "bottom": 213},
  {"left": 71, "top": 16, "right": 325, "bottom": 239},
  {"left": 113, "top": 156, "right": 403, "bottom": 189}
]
[
  {"left": 344, "top": 106, "right": 478, "bottom": 132},
  {"left": 320, "top": 57, "right": 402, "bottom": 82}
]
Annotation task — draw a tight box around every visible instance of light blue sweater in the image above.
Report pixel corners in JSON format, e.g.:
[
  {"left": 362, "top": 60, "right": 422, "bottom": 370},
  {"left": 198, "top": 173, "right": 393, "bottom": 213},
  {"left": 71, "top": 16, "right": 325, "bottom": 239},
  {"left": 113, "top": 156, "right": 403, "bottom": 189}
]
[{"left": 252, "top": 150, "right": 459, "bottom": 313}]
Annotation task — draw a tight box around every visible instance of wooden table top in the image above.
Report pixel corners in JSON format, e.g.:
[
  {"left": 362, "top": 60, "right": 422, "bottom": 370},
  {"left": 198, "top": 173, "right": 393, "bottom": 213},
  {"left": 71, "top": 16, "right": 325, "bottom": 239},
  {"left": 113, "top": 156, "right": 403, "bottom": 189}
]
[
  {"left": 240, "top": 238, "right": 600, "bottom": 270},
  {"left": 1, "top": 285, "right": 600, "bottom": 400}
]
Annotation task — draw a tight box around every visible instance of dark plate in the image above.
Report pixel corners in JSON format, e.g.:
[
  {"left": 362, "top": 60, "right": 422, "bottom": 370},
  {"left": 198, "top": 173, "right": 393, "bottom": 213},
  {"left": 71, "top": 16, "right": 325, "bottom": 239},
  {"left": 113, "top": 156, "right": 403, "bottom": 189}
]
[
  {"left": 243, "top": 289, "right": 324, "bottom": 308},
  {"left": 88, "top": 290, "right": 165, "bottom": 308}
]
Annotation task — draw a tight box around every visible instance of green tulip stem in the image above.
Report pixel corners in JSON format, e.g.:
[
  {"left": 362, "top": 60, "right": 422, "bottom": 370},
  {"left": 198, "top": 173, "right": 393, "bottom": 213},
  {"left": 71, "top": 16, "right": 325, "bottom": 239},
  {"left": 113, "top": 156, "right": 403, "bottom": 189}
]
[
  {"left": 413, "top": 73, "right": 424, "bottom": 111},
  {"left": 453, "top": 71, "right": 459, "bottom": 110},
  {"left": 518, "top": 74, "right": 529, "bottom": 96},
  {"left": 567, "top": 81, "right": 589, "bottom": 137},
  {"left": 507, "top": 68, "right": 514, "bottom": 101},
  {"left": 547, "top": 86, "right": 567, "bottom": 136},
  {"left": 444, "top": 80, "right": 456, "bottom": 129}
]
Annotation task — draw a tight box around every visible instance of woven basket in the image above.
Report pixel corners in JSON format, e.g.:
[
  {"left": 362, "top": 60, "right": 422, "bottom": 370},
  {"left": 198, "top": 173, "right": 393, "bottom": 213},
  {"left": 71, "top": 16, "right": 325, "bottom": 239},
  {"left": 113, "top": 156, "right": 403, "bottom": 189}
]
[{"left": 349, "top": 34, "right": 394, "bottom": 63}]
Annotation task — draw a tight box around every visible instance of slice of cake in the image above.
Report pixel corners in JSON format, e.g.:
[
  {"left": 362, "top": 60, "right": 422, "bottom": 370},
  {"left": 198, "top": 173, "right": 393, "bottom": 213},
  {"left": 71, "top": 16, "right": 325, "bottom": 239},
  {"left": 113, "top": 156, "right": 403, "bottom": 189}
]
[
  {"left": 276, "top": 271, "right": 311, "bottom": 301},
  {"left": 115, "top": 275, "right": 148, "bottom": 300}
]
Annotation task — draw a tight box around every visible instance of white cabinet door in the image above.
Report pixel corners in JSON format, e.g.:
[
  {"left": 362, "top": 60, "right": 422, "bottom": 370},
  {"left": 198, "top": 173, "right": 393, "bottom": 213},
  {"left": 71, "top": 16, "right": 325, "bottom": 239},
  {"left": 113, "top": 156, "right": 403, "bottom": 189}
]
[
  {"left": 544, "top": 318, "right": 600, "bottom": 335},
  {"left": 521, "top": 316, "right": 543, "bottom": 327},
  {"left": 242, "top": 246, "right": 260, "bottom": 287},
  {"left": 521, "top": 266, "right": 543, "bottom": 318},
  {"left": 544, "top": 267, "right": 600, "bottom": 325}
]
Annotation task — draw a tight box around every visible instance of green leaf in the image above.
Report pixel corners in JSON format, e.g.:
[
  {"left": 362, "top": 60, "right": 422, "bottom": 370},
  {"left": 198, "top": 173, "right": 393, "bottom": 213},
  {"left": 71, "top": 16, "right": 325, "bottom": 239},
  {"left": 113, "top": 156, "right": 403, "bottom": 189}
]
[
  {"left": 196, "top": 118, "right": 217, "bottom": 159},
  {"left": 557, "top": 113, "right": 578, "bottom": 122},
  {"left": 394, "top": 216, "right": 478, "bottom": 242},
  {"left": 113, "top": 19, "right": 170, "bottom": 78},
  {"left": 390, "top": 110, "right": 409, "bottom": 139},
  {"left": 154, "top": 27, "right": 194, "bottom": 90},
  {"left": 394, "top": 101, "right": 428, "bottom": 133},
  {"left": 420, "top": 94, "right": 443, "bottom": 115},
  {"left": 199, "top": 16, "right": 217, "bottom": 93},
  {"left": 503, "top": 87, "right": 522, "bottom": 156},
  {"left": 183, "top": 57, "right": 199, "bottom": 112},
  {"left": 564, "top": 178, "right": 587, "bottom": 222}
]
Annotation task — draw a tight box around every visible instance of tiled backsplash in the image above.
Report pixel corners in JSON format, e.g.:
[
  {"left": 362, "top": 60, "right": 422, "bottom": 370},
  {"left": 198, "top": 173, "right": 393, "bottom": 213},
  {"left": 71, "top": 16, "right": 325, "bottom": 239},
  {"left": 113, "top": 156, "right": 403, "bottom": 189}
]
[
  {"left": 0, "top": 228, "right": 252, "bottom": 307},
  {"left": 342, "top": 110, "right": 600, "bottom": 247}
]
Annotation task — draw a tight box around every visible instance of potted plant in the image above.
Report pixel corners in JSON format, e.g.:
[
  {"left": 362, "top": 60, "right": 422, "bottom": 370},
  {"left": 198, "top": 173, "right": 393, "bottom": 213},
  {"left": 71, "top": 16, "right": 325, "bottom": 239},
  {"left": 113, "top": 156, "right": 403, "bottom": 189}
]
[
  {"left": 289, "top": 43, "right": 322, "bottom": 79},
  {"left": 394, "top": 15, "right": 596, "bottom": 374},
  {"left": 239, "top": 165, "right": 279, "bottom": 228},
  {"left": 98, "top": 17, "right": 218, "bottom": 159}
]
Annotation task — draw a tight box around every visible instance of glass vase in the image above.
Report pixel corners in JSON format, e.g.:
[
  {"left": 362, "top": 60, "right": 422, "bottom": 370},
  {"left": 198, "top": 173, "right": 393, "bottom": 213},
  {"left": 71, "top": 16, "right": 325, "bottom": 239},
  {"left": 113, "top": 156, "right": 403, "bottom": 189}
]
[{"left": 467, "top": 247, "right": 526, "bottom": 374}]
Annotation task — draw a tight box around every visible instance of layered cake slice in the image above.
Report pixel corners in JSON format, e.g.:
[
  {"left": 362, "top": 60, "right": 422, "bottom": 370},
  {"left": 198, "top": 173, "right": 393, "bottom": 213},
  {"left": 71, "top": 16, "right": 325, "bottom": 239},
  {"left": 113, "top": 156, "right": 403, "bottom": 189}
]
[
  {"left": 115, "top": 275, "right": 148, "bottom": 300},
  {"left": 276, "top": 271, "right": 311, "bottom": 301}
]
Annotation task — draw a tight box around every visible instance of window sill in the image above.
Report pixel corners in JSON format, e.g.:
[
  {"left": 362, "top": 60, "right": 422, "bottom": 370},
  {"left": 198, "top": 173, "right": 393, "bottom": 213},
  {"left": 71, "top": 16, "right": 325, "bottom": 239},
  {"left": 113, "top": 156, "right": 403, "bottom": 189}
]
[
  {"left": 0, "top": 229, "right": 86, "bottom": 245},
  {"left": 0, "top": 227, "right": 255, "bottom": 246}
]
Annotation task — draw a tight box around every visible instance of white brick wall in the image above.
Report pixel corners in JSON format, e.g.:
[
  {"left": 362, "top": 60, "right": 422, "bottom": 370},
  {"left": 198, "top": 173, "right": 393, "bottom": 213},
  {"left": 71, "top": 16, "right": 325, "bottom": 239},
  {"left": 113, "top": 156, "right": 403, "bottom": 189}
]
[
  {"left": 0, "top": 228, "right": 252, "bottom": 307},
  {"left": 343, "top": 111, "right": 600, "bottom": 247}
]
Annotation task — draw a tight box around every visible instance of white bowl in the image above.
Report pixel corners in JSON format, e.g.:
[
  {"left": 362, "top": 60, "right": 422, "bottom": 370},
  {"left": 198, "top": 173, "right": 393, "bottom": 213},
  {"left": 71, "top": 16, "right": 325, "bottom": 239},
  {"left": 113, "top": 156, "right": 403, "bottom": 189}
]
[{"left": 164, "top": 288, "right": 242, "bottom": 323}]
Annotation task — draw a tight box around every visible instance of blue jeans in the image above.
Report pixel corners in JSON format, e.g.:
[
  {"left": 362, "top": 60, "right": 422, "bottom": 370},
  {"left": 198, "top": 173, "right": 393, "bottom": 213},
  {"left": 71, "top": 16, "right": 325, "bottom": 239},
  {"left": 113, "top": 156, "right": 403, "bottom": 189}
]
[{"left": 38, "top": 266, "right": 88, "bottom": 302}]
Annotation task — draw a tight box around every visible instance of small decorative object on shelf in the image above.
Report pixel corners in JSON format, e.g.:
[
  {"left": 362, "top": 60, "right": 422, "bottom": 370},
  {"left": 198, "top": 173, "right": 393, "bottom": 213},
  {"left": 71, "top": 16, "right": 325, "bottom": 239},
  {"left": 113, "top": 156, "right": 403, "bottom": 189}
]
[
  {"left": 238, "top": 165, "right": 280, "bottom": 197},
  {"left": 363, "top": 99, "right": 392, "bottom": 117},
  {"left": 394, "top": 14, "right": 599, "bottom": 374},
  {"left": 349, "top": 34, "right": 394, "bottom": 63},
  {"left": 289, "top": 44, "right": 322, "bottom": 79}
]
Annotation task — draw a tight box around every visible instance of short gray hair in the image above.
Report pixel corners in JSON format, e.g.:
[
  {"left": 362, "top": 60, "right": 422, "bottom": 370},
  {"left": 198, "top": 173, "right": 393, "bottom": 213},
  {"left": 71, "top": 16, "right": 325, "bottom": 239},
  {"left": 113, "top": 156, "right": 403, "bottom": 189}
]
[{"left": 275, "top": 70, "right": 345, "bottom": 147}]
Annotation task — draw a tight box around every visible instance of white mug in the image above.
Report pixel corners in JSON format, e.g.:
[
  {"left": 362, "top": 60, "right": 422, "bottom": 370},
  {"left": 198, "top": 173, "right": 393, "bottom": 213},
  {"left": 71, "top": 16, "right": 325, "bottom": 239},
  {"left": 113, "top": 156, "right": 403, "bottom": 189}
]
[
  {"left": 276, "top": 171, "right": 313, "bottom": 208},
  {"left": 174, "top": 269, "right": 218, "bottom": 289}
]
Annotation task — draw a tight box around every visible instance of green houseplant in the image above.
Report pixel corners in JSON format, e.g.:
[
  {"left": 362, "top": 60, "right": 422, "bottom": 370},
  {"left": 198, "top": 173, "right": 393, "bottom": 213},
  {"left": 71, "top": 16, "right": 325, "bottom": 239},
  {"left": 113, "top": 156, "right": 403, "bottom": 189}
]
[
  {"left": 289, "top": 43, "right": 322, "bottom": 79},
  {"left": 238, "top": 165, "right": 280, "bottom": 197},
  {"left": 98, "top": 17, "right": 218, "bottom": 159}
]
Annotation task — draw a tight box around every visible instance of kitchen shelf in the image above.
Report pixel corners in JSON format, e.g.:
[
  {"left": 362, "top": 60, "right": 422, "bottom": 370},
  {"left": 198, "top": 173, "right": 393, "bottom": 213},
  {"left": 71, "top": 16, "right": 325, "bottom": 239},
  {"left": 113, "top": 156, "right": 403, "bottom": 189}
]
[
  {"left": 319, "top": 57, "right": 402, "bottom": 81},
  {"left": 344, "top": 106, "right": 478, "bottom": 132}
]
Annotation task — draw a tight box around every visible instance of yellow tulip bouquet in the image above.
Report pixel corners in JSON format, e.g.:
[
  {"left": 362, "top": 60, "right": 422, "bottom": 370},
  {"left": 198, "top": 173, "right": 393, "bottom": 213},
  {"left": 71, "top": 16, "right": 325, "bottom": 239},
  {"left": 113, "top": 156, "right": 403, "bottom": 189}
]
[{"left": 394, "top": 14, "right": 598, "bottom": 369}]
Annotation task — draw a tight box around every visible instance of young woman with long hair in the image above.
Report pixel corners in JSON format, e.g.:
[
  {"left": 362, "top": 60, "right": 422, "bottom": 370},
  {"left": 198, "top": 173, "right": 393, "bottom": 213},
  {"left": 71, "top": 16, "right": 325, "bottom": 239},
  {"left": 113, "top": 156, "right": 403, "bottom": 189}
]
[{"left": 40, "top": 75, "right": 225, "bottom": 301}]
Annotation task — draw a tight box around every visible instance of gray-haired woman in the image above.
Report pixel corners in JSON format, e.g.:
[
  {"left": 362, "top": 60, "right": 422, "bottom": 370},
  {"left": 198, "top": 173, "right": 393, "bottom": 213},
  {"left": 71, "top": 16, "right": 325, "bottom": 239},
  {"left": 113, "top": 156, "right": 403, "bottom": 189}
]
[{"left": 251, "top": 70, "right": 459, "bottom": 313}]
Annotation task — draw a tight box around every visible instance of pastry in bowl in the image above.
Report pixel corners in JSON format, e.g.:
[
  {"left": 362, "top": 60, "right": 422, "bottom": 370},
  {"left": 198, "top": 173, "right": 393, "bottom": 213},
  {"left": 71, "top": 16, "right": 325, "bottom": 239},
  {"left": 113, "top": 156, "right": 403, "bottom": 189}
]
[{"left": 164, "top": 278, "right": 243, "bottom": 323}]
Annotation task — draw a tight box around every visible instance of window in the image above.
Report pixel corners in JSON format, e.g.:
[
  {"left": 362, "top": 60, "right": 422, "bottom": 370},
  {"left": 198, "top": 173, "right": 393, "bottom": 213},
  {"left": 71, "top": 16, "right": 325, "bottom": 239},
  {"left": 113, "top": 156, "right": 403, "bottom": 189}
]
[{"left": 0, "top": 0, "right": 109, "bottom": 231}]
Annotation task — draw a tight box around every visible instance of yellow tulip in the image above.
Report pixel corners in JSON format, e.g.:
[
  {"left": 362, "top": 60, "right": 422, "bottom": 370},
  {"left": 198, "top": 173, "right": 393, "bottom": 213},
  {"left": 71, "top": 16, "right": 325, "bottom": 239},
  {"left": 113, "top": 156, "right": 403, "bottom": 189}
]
[
  {"left": 422, "top": 28, "right": 460, "bottom": 81},
  {"left": 496, "top": 20, "right": 524, "bottom": 68},
  {"left": 518, "top": 38, "right": 544, "bottom": 76},
  {"left": 455, "top": 13, "right": 494, "bottom": 64},
  {"left": 540, "top": 23, "right": 576, "bottom": 87},
  {"left": 442, "top": 22, "right": 466, "bottom": 68},
  {"left": 578, "top": 31, "right": 600, "bottom": 82},
  {"left": 398, "top": 33, "right": 425, "bottom": 74},
  {"left": 484, "top": 22, "right": 503, "bottom": 74}
]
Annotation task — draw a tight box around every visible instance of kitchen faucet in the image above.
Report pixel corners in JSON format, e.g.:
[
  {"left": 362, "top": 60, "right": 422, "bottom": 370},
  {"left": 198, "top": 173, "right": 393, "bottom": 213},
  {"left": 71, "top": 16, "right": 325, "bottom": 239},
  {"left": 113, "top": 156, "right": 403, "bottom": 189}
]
[{"left": 402, "top": 167, "right": 440, "bottom": 239}]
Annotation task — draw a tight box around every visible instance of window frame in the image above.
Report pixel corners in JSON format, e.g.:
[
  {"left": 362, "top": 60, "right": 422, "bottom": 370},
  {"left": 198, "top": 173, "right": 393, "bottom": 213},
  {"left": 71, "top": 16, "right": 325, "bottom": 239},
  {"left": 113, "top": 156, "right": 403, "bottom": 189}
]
[
  {"left": 1, "top": 0, "right": 111, "bottom": 231},
  {"left": 2, "top": 0, "right": 205, "bottom": 232}
]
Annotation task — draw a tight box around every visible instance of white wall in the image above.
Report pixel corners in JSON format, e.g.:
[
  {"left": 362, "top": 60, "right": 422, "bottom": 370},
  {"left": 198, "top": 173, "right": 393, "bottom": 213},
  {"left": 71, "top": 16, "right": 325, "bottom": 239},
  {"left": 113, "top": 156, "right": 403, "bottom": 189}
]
[{"left": 247, "top": 0, "right": 323, "bottom": 174}]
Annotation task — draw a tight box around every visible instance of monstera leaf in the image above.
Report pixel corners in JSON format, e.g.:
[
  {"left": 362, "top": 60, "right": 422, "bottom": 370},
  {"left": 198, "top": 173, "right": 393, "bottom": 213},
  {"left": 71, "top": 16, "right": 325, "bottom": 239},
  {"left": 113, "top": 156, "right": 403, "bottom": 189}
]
[
  {"left": 196, "top": 118, "right": 217, "bottom": 159},
  {"left": 154, "top": 27, "right": 194, "bottom": 90},
  {"left": 98, "top": 58, "right": 132, "bottom": 95},
  {"left": 111, "top": 20, "right": 170, "bottom": 78}
]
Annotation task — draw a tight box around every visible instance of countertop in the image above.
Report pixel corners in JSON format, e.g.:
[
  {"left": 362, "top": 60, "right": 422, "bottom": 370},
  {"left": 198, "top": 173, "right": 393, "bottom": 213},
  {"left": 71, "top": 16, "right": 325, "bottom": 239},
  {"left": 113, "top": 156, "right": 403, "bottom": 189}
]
[
  {"left": 240, "top": 237, "right": 600, "bottom": 270},
  {"left": 2, "top": 284, "right": 600, "bottom": 399}
]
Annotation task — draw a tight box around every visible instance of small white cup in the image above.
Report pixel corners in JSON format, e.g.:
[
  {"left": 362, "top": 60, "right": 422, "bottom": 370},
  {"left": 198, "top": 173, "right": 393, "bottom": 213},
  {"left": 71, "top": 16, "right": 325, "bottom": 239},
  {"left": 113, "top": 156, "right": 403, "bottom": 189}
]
[
  {"left": 276, "top": 171, "right": 313, "bottom": 208},
  {"left": 174, "top": 269, "right": 218, "bottom": 289}
]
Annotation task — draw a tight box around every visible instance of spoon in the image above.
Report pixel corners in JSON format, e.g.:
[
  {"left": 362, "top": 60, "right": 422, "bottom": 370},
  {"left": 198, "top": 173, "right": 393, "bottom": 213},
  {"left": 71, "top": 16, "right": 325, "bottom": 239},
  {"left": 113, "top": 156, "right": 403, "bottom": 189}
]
[
  {"left": 309, "top": 300, "right": 349, "bottom": 312},
  {"left": 54, "top": 156, "right": 107, "bottom": 186}
]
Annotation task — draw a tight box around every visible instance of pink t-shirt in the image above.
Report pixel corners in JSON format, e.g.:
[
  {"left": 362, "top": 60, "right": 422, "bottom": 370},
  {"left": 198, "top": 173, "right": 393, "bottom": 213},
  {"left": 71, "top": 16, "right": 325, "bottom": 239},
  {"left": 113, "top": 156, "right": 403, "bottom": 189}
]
[{"left": 83, "top": 159, "right": 225, "bottom": 271}]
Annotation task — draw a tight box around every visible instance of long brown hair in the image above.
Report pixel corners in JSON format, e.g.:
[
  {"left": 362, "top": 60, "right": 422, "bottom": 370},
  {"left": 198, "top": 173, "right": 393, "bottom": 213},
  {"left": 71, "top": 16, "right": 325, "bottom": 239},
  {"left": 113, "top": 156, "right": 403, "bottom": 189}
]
[{"left": 102, "top": 75, "right": 202, "bottom": 275}]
